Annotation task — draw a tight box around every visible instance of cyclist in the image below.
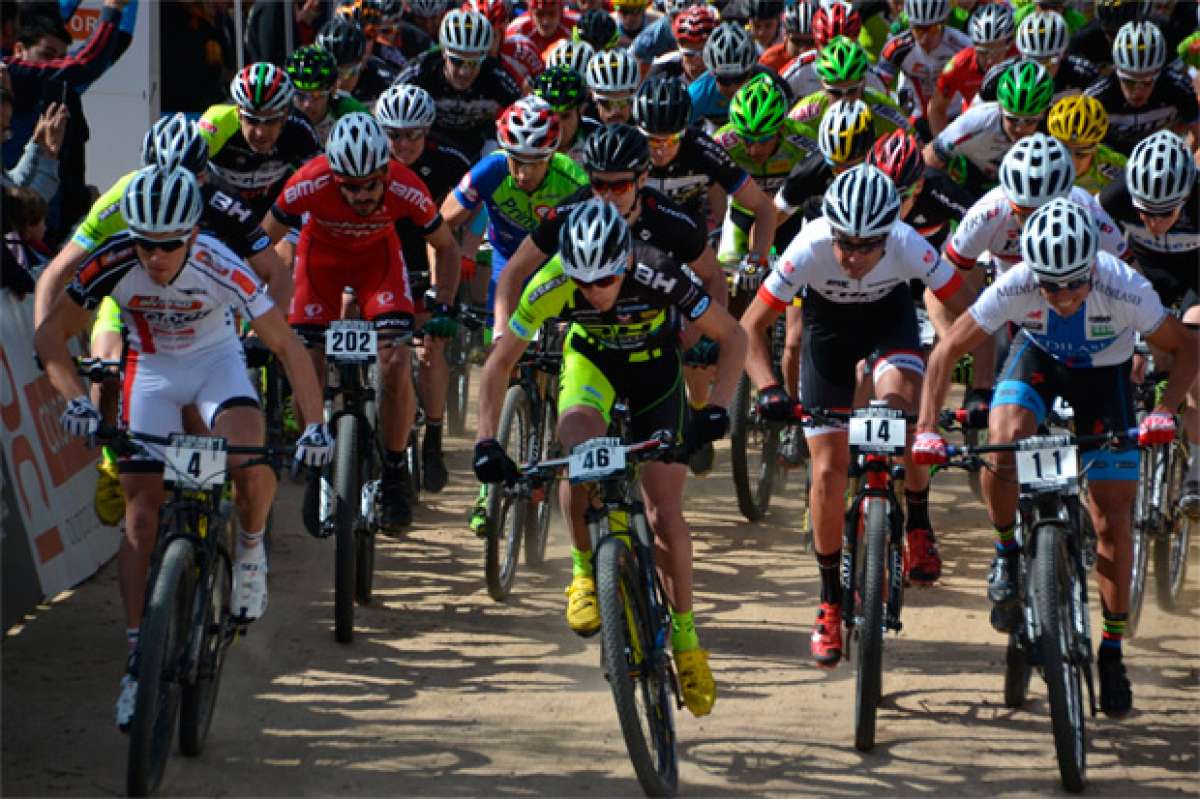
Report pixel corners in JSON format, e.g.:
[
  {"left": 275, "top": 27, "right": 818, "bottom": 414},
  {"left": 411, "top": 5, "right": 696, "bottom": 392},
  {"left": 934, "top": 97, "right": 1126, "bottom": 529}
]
[
  {"left": 974, "top": 10, "right": 1099, "bottom": 106},
  {"left": 758, "top": 0, "right": 813, "bottom": 73},
  {"left": 534, "top": 64, "right": 602, "bottom": 160},
  {"left": 575, "top": 8, "right": 620, "bottom": 51},
  {"left": 397, "top": 9, "right": 522, "bottom": 159},
  {"left": 689, "top": 22, "right": 791, "bottom": 131},
  {"left": 927, "top": 2, "right": 1016, "bottom": 135},
  {"left": 868, "top": 128, "right": 973, "bottom": 253},
  {"left": 286, "top": 45, "right": 370, "bottom": 145},
  {"left": 612, "top": 0, "right": 661, "bottom": 47},
  {"left": 913, "top": 197, "right": 1198, "bottom": 717},
  {"left": 1068, "top": 0, "right": 1141, "bottom": 72},
  {"left": 466, "top": 0, "right": 545, "bottom": 92},
  {"left": 1012, "top": 0, "right": 1088, "bottom": 34},
  {"left": 35, "top": 166, "right": 332, "bottom": 727},
  {"left": 404, "top": 0, "right": 449, "bottom": 40},
  {"left": 632, "top": 0, "right": 706, "bottom": 72},
  {"left": 646, "top": 3, "right": 719, "bottom": 86},
  {"left": 584, "top": 48, "right": 641, "bottom": 125},
  {"left": 545, "top": 37, "right": 596, "bottom": 75},
  {"left": 1100, "top": 131, "right": 1200, "bottom": 513},
  {"left": 1083, "top": 20, "right": 1200, "bottom": 157},
  {"left": 1046, "top": 94, "right": 1126, "bottom": 194},
  {"left": 262, "top": 113, "right": 462, "bottom": 530},
  {"left": 506, "top": 0, "right": 577, "bottom": 53},
  {"left": 877, "top": 0, "right": 972, "bottom": 138},
  {"left": 376, "top": 84, "right": 474, "bottom": 493},
  {"left": 887, "top": 0, "right": 979, "bottom": 34},
  {"left": 742, "top": 164, "right": 974, "bottom": 667},
  {"left": 747, "top": 0, "right": 785, "bottom": 53},
  {"left": 779, "top": 2, "right": 890, "bottom": 100},
  {"left": 474, "top": 198, "right": 749, "bottom": 717},
  {"left": 786, "top": 36, "right": 910, "bottom": 141},
  {"left": 367, "top": 0, "right": 436, "bottom": 66},
  {"left": 321, "top": 12, "right": 401, "bottom": 104}
]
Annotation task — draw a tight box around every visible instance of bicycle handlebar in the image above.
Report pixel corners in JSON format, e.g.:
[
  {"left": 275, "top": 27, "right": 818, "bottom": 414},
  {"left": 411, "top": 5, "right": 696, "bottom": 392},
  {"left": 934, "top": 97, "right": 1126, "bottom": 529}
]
[
  {"left": 513, "top": 435, "right": 681, "bottom": 486},
  {"left": 941, "top": 427, "right": 1138, "bottom": 461}
]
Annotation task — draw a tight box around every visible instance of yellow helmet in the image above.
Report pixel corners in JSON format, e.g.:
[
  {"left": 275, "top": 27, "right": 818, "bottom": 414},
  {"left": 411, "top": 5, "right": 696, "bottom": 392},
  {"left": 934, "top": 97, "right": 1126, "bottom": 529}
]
[{"left": 1047, "top": 95, "right": 1108, "bottom": 148}]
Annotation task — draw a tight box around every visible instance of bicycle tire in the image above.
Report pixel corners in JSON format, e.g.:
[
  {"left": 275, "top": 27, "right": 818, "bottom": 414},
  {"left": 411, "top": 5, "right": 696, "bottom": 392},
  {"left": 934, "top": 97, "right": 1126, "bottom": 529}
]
[
  {"left": 854, "top": 498, "right": 887, "bottom": 752},
  {"left": 1034, "top": 523, "right": 1087, "bottom": 793},
  {"left": 179, "top": 506, "right": 234, "bottom": 756},
  {"left": 485, "top": 385, "right": 528, "bottom": 601},
  {"left": 1003, "top": 631, "right": 1031, "bottom": 709},
  {"left": 406, "top": 427, "right": 422, "bottom": 505},
  {"left": 355, "top": 528, "right": 375, "bottom": 605},
  {"left": 127, "top": 536, "right": 195, "bottom": 797},
  {"left": 1155, "top": 440, "right": 1191, "bottom": 611},
  {"left": 333, "top": 413, "right": 360, "bottom": 643},
  {"left": 447, "top": 358, "right": 470, "bottom": 438},
  {"left": 595, "top": 536, "right": 678, "bottom": 797},
  {"left": 730, "top": 374, "right": 780, "bottom": 522},
  {"left": 524, "top": 396, "right": 557, "bottom": 569}
]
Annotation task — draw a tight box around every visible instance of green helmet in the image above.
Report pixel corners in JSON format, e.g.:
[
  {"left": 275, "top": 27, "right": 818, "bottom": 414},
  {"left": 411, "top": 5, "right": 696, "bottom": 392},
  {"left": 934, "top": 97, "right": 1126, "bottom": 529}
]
[
  {"left": 286, "top": 45, "right": 338, "bottom": 92},
  {"left": 996, "top": 60, "right": 1054, "bottom": 117},
  {"left": 815, "top": 35, "right": 869, "bottom": 85},
  {"left": 533, "top": 64, "right": 586, "bottom": 112},
  {"left": 729, "top": 73, "right": 787, "bottom": 138}
]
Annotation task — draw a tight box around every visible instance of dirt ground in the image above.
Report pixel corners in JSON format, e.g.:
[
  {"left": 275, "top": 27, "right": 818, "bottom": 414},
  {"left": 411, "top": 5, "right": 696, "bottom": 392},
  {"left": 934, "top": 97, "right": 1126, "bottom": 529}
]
[{"left": 3, "top": 400, "right": 1198, "bottom": 797}]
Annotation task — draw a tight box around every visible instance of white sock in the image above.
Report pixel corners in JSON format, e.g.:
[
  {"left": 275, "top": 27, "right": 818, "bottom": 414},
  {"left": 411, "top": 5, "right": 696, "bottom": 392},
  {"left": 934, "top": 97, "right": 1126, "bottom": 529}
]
[{"left": 236, "top": 530, "right": 265, "bottom": 562}]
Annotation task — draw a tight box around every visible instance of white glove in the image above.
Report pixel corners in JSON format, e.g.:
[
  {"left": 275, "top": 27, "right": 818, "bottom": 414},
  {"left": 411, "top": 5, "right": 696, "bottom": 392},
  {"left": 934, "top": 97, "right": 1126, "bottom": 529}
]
[
  {"left": 61, "top": 396, "right": 101, "bottom": 438},
  {"left": 295, "top": 423, "right": 334, "bottom": 467}
]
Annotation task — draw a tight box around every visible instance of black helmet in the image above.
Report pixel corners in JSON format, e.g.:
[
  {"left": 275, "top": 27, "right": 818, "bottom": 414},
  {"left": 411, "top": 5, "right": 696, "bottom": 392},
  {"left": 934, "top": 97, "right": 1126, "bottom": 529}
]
[
  {"left": 316, "top": 16, "right": 367, "bottom": 67},
  {"left": 748, "top": 0, "right": 784, "bottom": 20},
  {"left": 582, "top": 123, "right": 651, "bottom": 173},
  {"left": 633, "top": 74, "right": 691, "bottom": 134},
  {"left": 1094, "top": 0, "right": 1140, "bottom": 34},
  {"left": 533, "top": 64, "right": 587, "bottom": 110},
  {"left": 575, "top": 8, "right": 620, "bottom": 50}
]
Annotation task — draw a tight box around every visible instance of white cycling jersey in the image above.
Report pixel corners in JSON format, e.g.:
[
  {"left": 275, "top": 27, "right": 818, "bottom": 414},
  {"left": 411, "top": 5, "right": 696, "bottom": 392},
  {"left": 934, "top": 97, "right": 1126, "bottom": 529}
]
[
  {"left": 878, "top": 27, "right": 972, "bottom": 119},
  {"left": 759, "top": 216, "right": 963, "bottom": 308},
  {"left": 946, "top": 187, "right": 1128, "bottom": 272},
  {"left": 970, "top": 252, "right": 1168, "bottom": 368},
  {"left": 931, "top": 101, "right": 1012, "bottom": 178},
  {"left": 780, "top": 49, "right": 890, "bottom": 101}
]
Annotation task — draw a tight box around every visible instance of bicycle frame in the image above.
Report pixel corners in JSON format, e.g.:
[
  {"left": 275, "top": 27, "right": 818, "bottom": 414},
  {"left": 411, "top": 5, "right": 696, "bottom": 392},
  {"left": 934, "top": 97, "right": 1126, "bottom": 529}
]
[{"left": 841, "top": 453, "right": 907, "bottom": 635}]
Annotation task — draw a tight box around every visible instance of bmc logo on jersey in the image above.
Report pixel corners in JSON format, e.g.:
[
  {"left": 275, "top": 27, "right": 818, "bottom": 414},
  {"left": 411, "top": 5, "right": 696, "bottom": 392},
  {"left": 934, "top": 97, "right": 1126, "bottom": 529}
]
[
  {"left": 390, "top": 181, "right": 433, "bottom": 212},
  {"left": 633, "top": 263, "right": 676, "bottom": 293},
  {"left": 284, "top": 174, "right": 333, "bottom": 204}
]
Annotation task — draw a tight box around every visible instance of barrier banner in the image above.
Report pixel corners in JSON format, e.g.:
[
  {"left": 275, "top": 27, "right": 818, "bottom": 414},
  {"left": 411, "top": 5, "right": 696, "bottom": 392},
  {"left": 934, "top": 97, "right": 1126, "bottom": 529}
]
[{"left": 0, "top": 292, "right": 120, "bottom": 630}]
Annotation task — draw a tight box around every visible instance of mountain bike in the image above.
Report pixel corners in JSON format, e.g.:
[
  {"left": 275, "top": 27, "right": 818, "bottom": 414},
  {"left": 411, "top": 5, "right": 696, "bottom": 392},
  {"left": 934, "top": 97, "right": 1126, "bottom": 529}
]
[
  {"left": 939, "top": 414, "right": 1137, "bottom": 793},
  {"left": 444, "top": 302, "right": 489, "bottom": 437},
  {"left": 95, "top": 428, "right": 290, "bottom": 797},
  {"left": 506, "top": 433, "right": 683, "bottom": 796}
]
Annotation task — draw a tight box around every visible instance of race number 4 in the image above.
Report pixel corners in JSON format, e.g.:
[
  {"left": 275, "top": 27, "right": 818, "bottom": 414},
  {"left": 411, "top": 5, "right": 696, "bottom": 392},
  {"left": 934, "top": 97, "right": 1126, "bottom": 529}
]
[
  {"left": 1016, "top": 443, "right": 1078, "bottom": 490},
  {"left": 164, "top": 434, "right": 228, "bottom": 488},
  {"left": 326, "top": 320, "right": 377, "bottom": 361},
  {"left": 568, "top": 437, "right": 626, "bottom": 484}
]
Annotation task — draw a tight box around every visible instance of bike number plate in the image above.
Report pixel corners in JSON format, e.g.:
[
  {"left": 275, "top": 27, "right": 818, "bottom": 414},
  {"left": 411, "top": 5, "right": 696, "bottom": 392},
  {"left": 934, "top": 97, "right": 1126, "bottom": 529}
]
[
  {"left": 1016, "top": 443, "right": 1078, "bottom": 490},
  {"left": 848, "top": 414, "right": 905, "bottom": 454},
  {"left": 568, "top": 438, "right": 625, "bottom": 484},
  {"left": 326, "top": 320, "right": 377, "bottom": 361},
  {"left": 163, "top": 434, "right": 228, "bottom": 488}
]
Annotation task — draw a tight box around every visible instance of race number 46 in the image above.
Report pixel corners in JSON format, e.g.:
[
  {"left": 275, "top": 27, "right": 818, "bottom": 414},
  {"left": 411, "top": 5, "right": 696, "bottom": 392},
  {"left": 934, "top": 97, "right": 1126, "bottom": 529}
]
[{"left": 568, "top": 437, "right": 626, "bottom": 484}]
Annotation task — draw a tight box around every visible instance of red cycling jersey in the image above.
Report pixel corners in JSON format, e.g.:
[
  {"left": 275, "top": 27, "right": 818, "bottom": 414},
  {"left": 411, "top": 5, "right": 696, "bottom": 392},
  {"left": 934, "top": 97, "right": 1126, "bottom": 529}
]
[
  {"left": 935, "top": 44, "right": 1016, "bottom": 106},
  {"left": 507, "top": 11, "right": 578, "bottom": 55}
]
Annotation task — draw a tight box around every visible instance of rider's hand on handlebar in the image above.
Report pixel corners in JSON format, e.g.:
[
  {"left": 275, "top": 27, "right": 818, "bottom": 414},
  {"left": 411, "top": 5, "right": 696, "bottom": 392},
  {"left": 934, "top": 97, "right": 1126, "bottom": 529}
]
[
  {"left": 912, "top": 431, "right": 948, "bottom": 465},
  {"left": 1138, "top": 411, "right": 1176, "bottom": 446},
  {"left": 61, "top": 396, "right": 101, "bottom": 438},
  {"left": 688, "top": 405, "right": 730, "bottom": 447},
  {"left": 755, "top": 385, "right": 794, "bottom": 422},
  {"left": 295, "top": 423, "right": 334, "bottom": 467},
  {"left": 684, "top": 336, "right": 720, "bottom": 367},
  {"left": 735, "top": 252, "right": 768, "bottom": 292},
  {"left": 473, "top": 438, "right": 518, "bottom": 485}
]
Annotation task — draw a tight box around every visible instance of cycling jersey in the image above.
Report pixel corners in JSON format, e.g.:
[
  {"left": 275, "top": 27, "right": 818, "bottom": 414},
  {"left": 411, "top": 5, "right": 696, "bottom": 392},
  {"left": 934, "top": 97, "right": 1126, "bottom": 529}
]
[
  {"left": 1012, "top": 1, "right": 1088, "bottom": 33},
  {"left": 396, "top": 49, "right": 523, "bottom": 158},
  {"left": 688, "top": 66, "right": 793, "bottom": 130},
  {"left": 499, "top": 34, "right": 545, "bottom": 89},
  {"left": 759, "top": 41, "right": 796, "bottom": 74},
  {"left": 310, "top": 91, "right": 370, "bottom": 144},
  {"left": 399, "top": 135, "right": 473, "bottom": 279},
  {"left": 197, "top": 104, "right": 322, "bottom": 217},
  {"left": 936, "top": 45, "right": 1017, "bottom": 108},
  {"left": 715, "top": 127, "right": 813, "bottom": 261},
  {"left": 774, "top": 150, "right": 834, "bottom": 220},
  {"left": 1099, "top": 178, "right": 1200, "bottom": 309},
  {"left": 904, "top": 166, "right": 973, "bottom": 251},
  {"left": 644, "top": 127, "right": 750, "bottom": 227},
  {"left": 857, "top": 1, "right": 896, "bottom": 62},
  {"left": 878, "top": 27, "right": 972, "bottom": 118},
  {"left": 1084, "top": 67, "right": 1200, "bottom": 157},
  {"left": 779, "top": 49, "right": 890, "bottom": 101},
  {"left": 506, "top": 11, "right": 578, "bottom": 54},
  {"left": 786, "top": 88, "right": 911, "bottom": 140},
  {"left": 351, "top": 55, "right": 402, "bottom": 105},
  {"left": 931, "top": 100, "right": 1012, "bottom": 181},
  {"left": 976, "top": 54, "right": 1099, "bottom": 107},
  {"left": 562, "top": 116, "right": 603, "bottom": 163},
  {"left": 945, "top": 185, "right": 1128, "bottom": 271},
  {"left": 1073, "top": 145, "right": 1125, "bottom": 195},
  {"left": 971, "top": 251, "right": 1167, "bottom": 368}
]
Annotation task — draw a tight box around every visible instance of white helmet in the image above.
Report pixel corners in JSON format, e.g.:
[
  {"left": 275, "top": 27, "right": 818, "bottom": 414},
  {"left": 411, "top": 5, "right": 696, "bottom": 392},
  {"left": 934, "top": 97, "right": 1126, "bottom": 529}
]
[
  {"left": 664, "top": 0, "right": 701, "bottom": 15},
  {"left": 497, "top": 96, "right": 561, "bottom": 158},
  {"left": 545, "top": 39, "right": 596, "bottom": 74},
  {"left": 783, "top": 1, "right": 814, "bottom": 35},
  {"left": 585, "top": 49, "right": 640, "bottom": 97},
  {"left": 559, "top": 199, "right": 632, "bottom": 283},
  {"left": 904, "top": 0, "right": 949, "bottom": 26},
  {"left": 1113, "top": 20, "right": 1166, "bottom": 76},
  {"left": 140, "top": 113, "right": 209, "bottom": 175},
  {"left": 1126, "top": 130, "right": 1197, "bottom": 212},
  {"left": 375, "top": 83, "right": 437, "bottom": 129},
  {"left": 703, "top": 22, "right": 756, "bottom": 78},
  {"left": 822, "top": 164, "right": 901, "bottom": 238},
  {"left": 1016, "top": 10, "right": 1068, "bottom": 59},
  {"left": 998, "top": 133, "right": 1075, "bottom": 208},
  {"left": 439, "top": 9, "right": 494, "bottom": 56},
  {"left": 1020, "top": 198, "right": 1097, "bottom": 282},
  {"left": 121, "top": 166, "right": 203, "bottom": 235},
  {"left": 968, "top": 2, "right": 1013, "bottom": 46},
  {"left": 326, "top": 112, "right": 390, "bottom": 176}
]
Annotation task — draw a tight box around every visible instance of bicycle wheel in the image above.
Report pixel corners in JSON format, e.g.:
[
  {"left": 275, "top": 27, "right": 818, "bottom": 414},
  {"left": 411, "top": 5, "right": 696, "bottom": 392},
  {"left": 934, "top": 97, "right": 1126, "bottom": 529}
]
[
  {"left": 333, "top": 413, "right": 361, "bottom": 643},
  {"left": 1003, "top": 631, "right": 1032, "bottom": 709},
  {"left": 595, "top": 536, "right": 678, "bottom": 797},
  {"left": 524, "top": 396, "right": 557, "bottom": 569},
  {"left": 729, "top": 374, "right": 781, "bottom": 522},
  {"left": 127, "top": 536, "right": 195, "bottom": 797},
  {"left": 1033, "top": 523, "right": 1087, "bottom": 793},
  {"left": 446, "top": 343, "right": 470, "bottom": 437},
  {"left": 179, "top": 508, "right": 234, "bottom": 756},
  {"left": 854, "top": 499, "right": 887, "bottom": 753},
  {"left": 485, "top": 385, "right": 528, "bottom": 601},
  {"left": 1155, "top": 440, "right": 1192, "bottom": 611},
  {"left": 406, "top": 427, "right": 422, "bottom": 505},
  {"left": 355, "top": 528, "right": 375, "bottom": 605},
  {"left": 1128, "top": 458, "right": 1152, "bottom": 637}
]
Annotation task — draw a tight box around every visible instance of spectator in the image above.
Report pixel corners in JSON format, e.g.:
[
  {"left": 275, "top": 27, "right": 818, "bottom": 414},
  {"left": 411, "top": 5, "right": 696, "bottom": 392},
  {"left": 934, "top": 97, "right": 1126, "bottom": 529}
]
[
  {"left": 1, "top": 187, "right": 39, "bottom": 299},
  {"left": 161, "top": 1, "right": 237, "bottom": 113},
  {"left": 4, "top": 184, "right": 50, "bottom": 274},
  {"left": 0, "top": 81, "right": 66, "bottom": 202},
  {"left": 245, "top": 0, "right": 328, "bottom": 66}
]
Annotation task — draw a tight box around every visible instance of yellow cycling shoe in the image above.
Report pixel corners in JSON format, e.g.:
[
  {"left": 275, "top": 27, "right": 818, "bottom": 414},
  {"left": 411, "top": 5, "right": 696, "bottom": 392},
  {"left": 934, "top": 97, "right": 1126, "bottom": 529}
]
[
  {"left": 674, "top": 647, "right": 716, "bottom": 717},
  {"left": 564, "top": 575, "right": 602, "bottom": 637},
  {"left": 94, "top": 459, "right": 125, "bottom": 527}
]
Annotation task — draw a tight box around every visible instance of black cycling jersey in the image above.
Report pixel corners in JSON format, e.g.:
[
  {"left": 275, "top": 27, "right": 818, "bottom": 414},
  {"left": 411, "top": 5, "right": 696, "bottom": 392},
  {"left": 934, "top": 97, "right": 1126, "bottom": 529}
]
[
  {"left": 377, "top": 22, "right": 434, "bottom": 68},
  {"left": 1068, "top": 21, "right": 1119, "bottom": 67},
  {"left": 351, "top": 54, "right": 401, "bottom": 105},
  {"left": 977, "top": 53, "right": 1099, "bottom": 104},
  {"left": 563, "top": 115, "right": 603, "bottom": 156},
  {"left": 531, "top": 185, "right": 708, "bottom": 266},
  {"left": 398, "top": 134, "right": 473, "bottom": 281},
  {"left": 778, "top": 151, "right": 834, "bottom": 222},
  {"left": 905, "top": 166, "right": 973, "bottom": 251},
  {"left": 1085, "top": 67, "right": 1200, "bottom": 157},
  {"left": 645, "top": 127, "right": 750, "bottom": 228},
  {"left": 199, "top": 184, "right": 272, "bottom": 260},
  {"left": 1099, "top": 177, "right": 1200, "bottom": 308},
  {"left": 397, "top": 48, "right": 522, "bottom": 158}
]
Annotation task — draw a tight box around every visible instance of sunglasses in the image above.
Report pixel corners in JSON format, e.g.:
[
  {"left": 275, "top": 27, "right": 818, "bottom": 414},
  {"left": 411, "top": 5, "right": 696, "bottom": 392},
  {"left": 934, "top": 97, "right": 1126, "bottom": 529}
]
[
  {"left": 596, "top": 96, "right": 632, "bottom": 109},
  {"left": 824, "top": 83, "right": 864, "bottom": 99},
  {"left": 591, "top": 175, "right": 638, "bottom": 194},
  {"left": 832, "top": 234, "right": 887, "bottom": 253},
  {"left": 574, "top": 273, "right": 622, "bottom": 288},
  {"left": 1138, "top": 206, "right": 1180, "bottom": 219},
  {"left": 716, "top": 73, "right": 750, "bottom": 87},
  {"left": 132, "top": 234, "right": 190, "bottom": 252},
  {"left": 678, "top": 47, "right": 704, "bottom": 57},
  {"left": 738, "top": 130, "right": 777, "bottom": 144},
  {"left": 1118, "top": 73, "right": 1156, "bottom": 88},
  {"left": 1038, "top": 276, "right": 1090, "bottom": 293},
  {"left": 912, "top": 22, "right": 942, "bottom": 33},
  {"left": 1067, "top": 145, "right": 1097, "bottom": 158},
  {"left": 446, "top": 53, "right": 484, "bottom": 69},
  {"left": 337, "top": 177, "right": 384, "bottom": 195},
  {"left": 643, "top": 129, "right": 683, "bottom": 147},
  {"left": 1002, "top": 113, "right": 1041, "bottom": 129},
  {"left": 385, "top": 127, "right": 428, "bottom": 141},
  {"left": 239, "top": 111, "right": 286, "bottom": 125}
]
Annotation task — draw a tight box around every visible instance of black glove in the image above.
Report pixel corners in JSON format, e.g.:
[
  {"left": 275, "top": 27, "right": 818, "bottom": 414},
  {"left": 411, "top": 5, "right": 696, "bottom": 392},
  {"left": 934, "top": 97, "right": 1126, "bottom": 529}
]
[
  {"left": 683, "top": 336, "right": 720, "bottom": 367},
  {"left": 689, "top": 404, "right": 729, "bottom": 447},
  {"left": 473, "top": 438, "right": 518, "bottom": 485},
  {"left": 242, "top": 335, "right": 272, "bottom": 369},
  {"left": 756, "top": 384, "right": 794, "bottom": 422},
  {"left": 961, "top": 386, "right": 992, "bottom": 429}
]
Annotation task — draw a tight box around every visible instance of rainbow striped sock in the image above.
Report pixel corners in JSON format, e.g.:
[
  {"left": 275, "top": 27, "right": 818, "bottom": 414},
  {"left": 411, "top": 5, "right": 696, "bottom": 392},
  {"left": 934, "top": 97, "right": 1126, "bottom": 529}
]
[
  {"left": 994, "top": 524, "right": 1017, "bottom": 555},
  {"left": 1101, "top": 613, "right": 1128, "bottom": 653}
]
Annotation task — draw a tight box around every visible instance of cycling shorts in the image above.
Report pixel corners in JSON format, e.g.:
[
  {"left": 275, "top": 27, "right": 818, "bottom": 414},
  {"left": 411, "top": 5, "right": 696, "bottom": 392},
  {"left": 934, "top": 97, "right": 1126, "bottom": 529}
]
[
  {"left": 120, "top": 343, "right": 259, "bottom": 474},
  {"left": 994, "top": 333, "right": 1139, "bottom": 480},
  {"left": 90, "top": 296, "right": 123, "bottom": 345},
  {"left": 559, "top": 328, "right": 688, "bottom": 447},
  {"left": 800, "top": 284, "right": 923, "bottom": 437},
  {"left": 486, "top": 246, "right": 511, "bottom": 311},
  {"left": 289, "top": 233, "right": 415, "bottom": 330}
]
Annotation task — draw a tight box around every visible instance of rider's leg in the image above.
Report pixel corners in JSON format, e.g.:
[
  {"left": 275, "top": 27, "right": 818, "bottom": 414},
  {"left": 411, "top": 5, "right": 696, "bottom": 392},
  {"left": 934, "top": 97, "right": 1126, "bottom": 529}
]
[
  {"left": 1181, "top": 311, "right": 1200, "bottom": 511},
  {"left": 118, "top": 472, "right": 166, "bottom": 638},
  {"left": 1088, "top": 475, "right": 1138, "bottom": 717},
  {"left": 418, "top": 328, "right": 451, "bottom": 492},
  {"left": 806, "top": 428, "right": 851, "bottom": 667},
  {"left": 556, "top": 404, "right": 608, "bottom": 636}
]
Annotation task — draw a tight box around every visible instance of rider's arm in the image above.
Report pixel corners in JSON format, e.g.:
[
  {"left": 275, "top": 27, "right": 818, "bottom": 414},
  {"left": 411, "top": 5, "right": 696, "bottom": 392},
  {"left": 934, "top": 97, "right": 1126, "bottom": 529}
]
[
  {"left": 34, "top": 294, "right": 94, "bottom": 403},
  {"left": 733, "top": 179, "right": 776, "bottom": 263},
  {"left": 738, "top": 295, "right": 783, "bottom": 392},
  {"left": 424, "top": 219, "right": 461, "bottom": 304},
  {"left": 927, "top": 88, "right": 952, "bottom": 137},
  {"left": 249, "top": 307, "right": 324, "bottom": 427},
  {"left": 1143, "top": 316, "right": 1199, "bottom": 415},
  {"left": 692, "top": 301, "right": 747, "bottom": 408},
  {"left": 917, "top": 312, "right": 993, "bottom": 433},
  {"left": 689, "top": 246, "right": 728, "bottom": 308},
  {"left": 33, "top": 241, "right": 90, "bottom": 327},
  {"left": 493, "top": 231, "right": 554, "bottom": 337},
  {"left": 477, "top": 333, "right": 529, "bottom": 441},
  {"left": 438, "top": 190, "right": 475, "bottom": 232},
  {"left": 246, "top": 246, "right": 293, "bottom": 312}
]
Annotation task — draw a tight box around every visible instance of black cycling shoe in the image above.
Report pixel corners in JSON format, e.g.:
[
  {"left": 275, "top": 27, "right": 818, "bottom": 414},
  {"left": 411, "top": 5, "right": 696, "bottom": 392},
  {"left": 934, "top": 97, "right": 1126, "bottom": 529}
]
[
  {"left": 1098, "top": 647, "right": 1133, "bottom": 718},
  {"left": 988, "top": 553, "right": 1020, "bottom": 633},
  {"left": 379, "top": 466, "right": 414, "bottom": 532},
  {"left": 422, "top": 443, "right": 448, "bottom": 493},
  {"left": 688, "top": 441, "right": 715, "bottom": 477}
]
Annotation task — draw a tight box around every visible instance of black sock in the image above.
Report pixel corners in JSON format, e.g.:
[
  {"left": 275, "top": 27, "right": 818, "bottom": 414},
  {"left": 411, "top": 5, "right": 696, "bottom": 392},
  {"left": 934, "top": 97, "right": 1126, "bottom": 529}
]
[
  {"left": 905, "top": 489, "right": 930, "bottom": 531},
  {"left": 423, "top": 421, "right": 442, "bottom": 452},
  {"left": 815, "top": 549, "right": 842, "bottom": 606},
  {"left": 384, "top": 449, "right": 408, "bottom": 475}
]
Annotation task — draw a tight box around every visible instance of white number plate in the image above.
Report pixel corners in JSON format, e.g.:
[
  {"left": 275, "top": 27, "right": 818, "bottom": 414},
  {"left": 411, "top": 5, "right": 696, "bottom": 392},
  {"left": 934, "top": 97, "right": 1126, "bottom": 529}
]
[
  {"left": 163, "top": 434, "right": 228, "bottom": 488},
  {"left": 568, "top": 438, "right": 626, "bottom": 484},
  {"left": 1016, "top": 443, "right": 1078, "bottom": 490},
  {"left": 325, "top": 320, "right": 377, "bottom": 361},
  {"left": 848, "top": 413, "right": 906, "bottom": 454}
]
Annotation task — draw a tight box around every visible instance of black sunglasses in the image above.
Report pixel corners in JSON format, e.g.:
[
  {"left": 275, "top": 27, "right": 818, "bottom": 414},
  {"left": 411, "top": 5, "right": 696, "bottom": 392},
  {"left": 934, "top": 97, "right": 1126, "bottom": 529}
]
[
  {"left": 716, "top": 72, "right": 750, "bottom": 86},
  {"left": 385, "top": 127, "right": 428, "bottom": 141},
  {"left": 1138, "top": 206, "right": 1179, "bottom": 219},
  {"left": 1038, "top": 276, "right": 1090, "bottom": 293},
  {"left": 574, "top": 273, "right": 622, "bottom": 288},
  {"left": 132, "top": 235, "right": 189, "bottom": 252},
  {"left": 832, "top": 234, "right": 887, "bottom": 253}
]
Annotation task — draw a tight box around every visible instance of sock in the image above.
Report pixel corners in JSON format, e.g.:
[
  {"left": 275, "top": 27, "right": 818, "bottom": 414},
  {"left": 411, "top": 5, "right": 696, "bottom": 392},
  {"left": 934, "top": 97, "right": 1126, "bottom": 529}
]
[
  {"left": 689, "top": 398, "right": 706, "bottom": 412},
  {"left": 424, "top": 421, "right": 442, "bottom": 452},
  {"left": 237, "top": 530, "right": 264, "bottom": 560},
  {"left": 126, "top": 627, "right": 139, "bottom": 654},
  {"left": 994, "top": 523, "right": 1018, "bottom": 555},
  {"left": 571, "top": 546, "right": 593, "bottom": 579},
  {"left": 670, "top": 609, "right": 700, "bottom": 652},
  {"left": 904, "top": 488, "right": 930, "bottom": 531},
  {"left": 815, "top": 548, "right": 842, "bottom": 606},
  {"left": 1100, "top": 610, "right": 1127, "bottom": 656},
  {"left": 384, "top": 449, "right": 408, "bottom": 475}
]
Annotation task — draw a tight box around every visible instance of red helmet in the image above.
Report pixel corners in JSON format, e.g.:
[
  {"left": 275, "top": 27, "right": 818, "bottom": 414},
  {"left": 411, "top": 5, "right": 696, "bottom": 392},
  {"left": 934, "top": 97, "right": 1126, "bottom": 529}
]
[
  {"left": 672, "top": 4, "right": 719, "bottom": 47},
  {"left": 867, "top": 129, "right": 925, "bottom": 192},
  {"left": 812, "top": 1, "right": 861, "bottom": 49},
  {"left": 497, "top": 97, "right": 561, "bottom": 158},
  {"left": 464, "top": 0, "right": 511, "bottom": 33}
]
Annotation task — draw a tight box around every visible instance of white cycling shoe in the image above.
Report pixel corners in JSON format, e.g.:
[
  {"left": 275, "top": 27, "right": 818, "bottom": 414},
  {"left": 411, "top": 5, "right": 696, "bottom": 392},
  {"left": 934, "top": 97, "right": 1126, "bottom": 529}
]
[
  {"left": 233, "top": 549, "right": 268, "bottom": 622},
  {"left": 116, "top": 673, "right": 137, "bottom": 731}
]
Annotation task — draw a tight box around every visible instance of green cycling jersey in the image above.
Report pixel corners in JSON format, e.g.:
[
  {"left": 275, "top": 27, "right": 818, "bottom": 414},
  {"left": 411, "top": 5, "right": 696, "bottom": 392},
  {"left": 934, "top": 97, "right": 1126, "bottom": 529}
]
[
  {"left": 1075, "top": 145, "right": 1127, "bottom": 196},
  {"left": 785, "top": 88, "right": 912, "bottom": 142},
  {"left": 711, "top": 127, "right": 814, "bottom": 214}
]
